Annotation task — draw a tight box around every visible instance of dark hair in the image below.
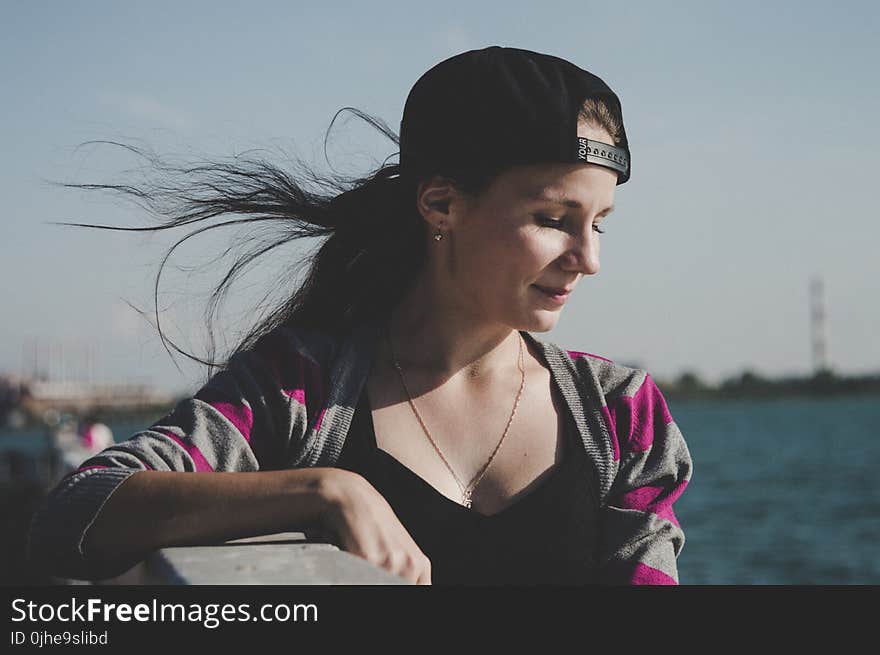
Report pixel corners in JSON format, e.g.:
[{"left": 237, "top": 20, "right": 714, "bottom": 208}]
[
  {"left": 579, "top": 98, "right": 624, "bottom": 144},
  {"left": 53, "top": 101, "right": 623, "bottom": 380}
]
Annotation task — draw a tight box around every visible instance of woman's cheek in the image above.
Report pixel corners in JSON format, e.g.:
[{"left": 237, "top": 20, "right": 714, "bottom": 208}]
[{"left": 530, "top": 233, "right": 562, "bottom": 265}]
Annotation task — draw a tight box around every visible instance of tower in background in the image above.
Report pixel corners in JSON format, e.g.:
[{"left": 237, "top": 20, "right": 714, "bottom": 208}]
[{"left": 809, "top": 276, "right": 830, "bottom": 374}]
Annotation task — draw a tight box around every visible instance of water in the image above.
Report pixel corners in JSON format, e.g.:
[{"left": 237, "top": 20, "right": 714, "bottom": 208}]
[
  {"left": 2, "top": 396, "right": 878, "bottom": 584},
  {"left": 669, "top": 394, "right": 880, "bottom": 584},
  {"left": 0, "top": 419, "right": 157, "bottom": 482},
  {"left": 0, "top": 420, "right": 152, "bottom": 458}
]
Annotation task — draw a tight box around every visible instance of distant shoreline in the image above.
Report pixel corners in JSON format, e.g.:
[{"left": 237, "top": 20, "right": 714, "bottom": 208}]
[
  {"left": 4, "top": 370, "right": 880, "bottom": 430},
  {"left": 655, "top": 369, "right": 880, "bottom": 402}
]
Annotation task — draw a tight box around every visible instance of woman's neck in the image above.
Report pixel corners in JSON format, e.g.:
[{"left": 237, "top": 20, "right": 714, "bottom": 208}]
[{"left": 382, "top": 274, "right": 523, "bottom": 383}]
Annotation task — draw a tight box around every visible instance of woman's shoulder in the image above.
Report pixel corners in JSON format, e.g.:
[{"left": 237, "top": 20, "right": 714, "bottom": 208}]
[
  {"left": 562, "top": 347, "right": 649, "bottom": 400},
  {"left": 224, "top": 323, "right": 343, "bottom": 383},
  {"left": 561, "top": 346, "right": 681, "bottom": 464},
  {"left": 223, "top": 322, "right": 376, "bottom": 409}
]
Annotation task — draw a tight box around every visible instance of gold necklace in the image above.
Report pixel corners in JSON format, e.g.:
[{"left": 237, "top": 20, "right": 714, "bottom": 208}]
[{"left": 385, "top": 325, "right": 526, "bottom": 509}]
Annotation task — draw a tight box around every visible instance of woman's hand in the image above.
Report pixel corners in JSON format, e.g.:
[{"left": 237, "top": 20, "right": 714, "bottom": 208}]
[{"left": 319, "top": 469, "right": 432, "bottom": 585}]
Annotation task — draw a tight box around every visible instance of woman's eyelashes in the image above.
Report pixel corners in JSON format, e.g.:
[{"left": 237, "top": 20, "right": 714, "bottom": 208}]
[{"left": 535, "top": 214, "right": 605, "bottom": 234}]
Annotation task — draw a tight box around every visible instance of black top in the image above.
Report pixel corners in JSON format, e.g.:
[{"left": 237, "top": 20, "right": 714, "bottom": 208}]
[{"left": 336, "top": 386, "right": 599, "bottom": 585}]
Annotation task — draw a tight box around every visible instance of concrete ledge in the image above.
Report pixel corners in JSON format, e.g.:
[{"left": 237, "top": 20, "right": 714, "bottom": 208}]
[
  {"left": 50, "top": 445, "right": 408, "bottom": 585},
  {"left": 94, "top": 532, "right": 410, "bottom": 585}
]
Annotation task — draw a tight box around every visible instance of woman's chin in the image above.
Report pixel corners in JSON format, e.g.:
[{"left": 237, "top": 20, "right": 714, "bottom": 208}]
[{"left": 523, "top": 309, "right": 561, "bottom": 332}]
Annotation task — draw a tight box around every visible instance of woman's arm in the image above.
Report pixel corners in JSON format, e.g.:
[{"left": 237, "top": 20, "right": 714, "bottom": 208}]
[
  {"left": 27, "top": 335, "right": 321, "bottom": 580},
  {"left": 598, "top": 371, "right": 693, "bottom": 584},
  {"left": 79, "top": 468, "right": 343, "bottom": 576}
]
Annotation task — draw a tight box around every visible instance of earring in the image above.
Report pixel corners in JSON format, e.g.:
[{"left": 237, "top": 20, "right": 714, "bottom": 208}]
[{"left": 433, "top": 230, "right": 443, "bottom": 242}]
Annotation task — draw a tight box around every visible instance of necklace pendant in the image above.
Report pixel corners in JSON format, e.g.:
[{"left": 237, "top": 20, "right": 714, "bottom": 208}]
[{"left": 462, "top": 489, "right": 473, "bottom": 508}]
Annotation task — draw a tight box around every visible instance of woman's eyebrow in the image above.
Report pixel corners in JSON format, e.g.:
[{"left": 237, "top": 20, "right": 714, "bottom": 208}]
[{"left": 523, "top": 190, "right": 615, "bottom": 215}]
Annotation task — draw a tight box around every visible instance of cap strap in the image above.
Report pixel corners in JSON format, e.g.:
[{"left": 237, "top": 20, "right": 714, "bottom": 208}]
[{"left": 576, "top": 138, "right": 629, "bottom": 177}]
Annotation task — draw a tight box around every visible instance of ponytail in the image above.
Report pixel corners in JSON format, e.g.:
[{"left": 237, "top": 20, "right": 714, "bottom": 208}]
[{"left": 51, "top": 108, "right": 426, "bottom": 379}]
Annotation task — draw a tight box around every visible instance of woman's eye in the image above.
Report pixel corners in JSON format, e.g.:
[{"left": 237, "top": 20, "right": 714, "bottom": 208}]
[
  {"left": 537, "top": 215, "right": 605, "bottom": 234},
  {"left": 536, "top": 215, "right": 566, "bottom": 229}
]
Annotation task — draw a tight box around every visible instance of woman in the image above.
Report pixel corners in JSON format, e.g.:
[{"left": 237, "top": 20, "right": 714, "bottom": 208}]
[{"left": 28, "top": 46, "right": 692, "bottom": 585}]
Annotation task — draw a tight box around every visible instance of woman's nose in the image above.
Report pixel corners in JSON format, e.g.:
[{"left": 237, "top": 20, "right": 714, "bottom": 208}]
[{"left": 568, "top": 232, "right": 600, "bottom": 276}]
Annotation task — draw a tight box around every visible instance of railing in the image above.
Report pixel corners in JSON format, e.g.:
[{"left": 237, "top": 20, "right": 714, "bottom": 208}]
[{"left": 66, "top": 532, "right": 409, "bottom": 585}]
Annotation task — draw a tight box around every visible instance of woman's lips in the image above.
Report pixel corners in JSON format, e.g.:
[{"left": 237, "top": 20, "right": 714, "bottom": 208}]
[{"left": 532, "top": 285, "right": 570, "bottom": 304}]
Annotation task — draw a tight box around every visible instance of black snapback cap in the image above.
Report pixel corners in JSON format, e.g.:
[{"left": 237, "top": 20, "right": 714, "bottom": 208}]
[{"left": 399, "top": 46, "right": 631, "bottom": 185}]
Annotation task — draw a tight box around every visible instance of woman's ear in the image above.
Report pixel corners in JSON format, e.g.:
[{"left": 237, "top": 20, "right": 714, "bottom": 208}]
[{"left": 415, "top": 175, "right": 462, "bottom": 228}]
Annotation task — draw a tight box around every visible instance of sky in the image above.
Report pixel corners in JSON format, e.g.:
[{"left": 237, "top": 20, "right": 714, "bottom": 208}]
[{"left": 2, "top": 1, "right": 878, "bottom": 396}]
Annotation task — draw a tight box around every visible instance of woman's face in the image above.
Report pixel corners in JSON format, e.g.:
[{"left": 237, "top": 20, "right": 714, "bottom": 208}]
[{"left": 440, "top": 125, "right": 618, "bottom": 333}]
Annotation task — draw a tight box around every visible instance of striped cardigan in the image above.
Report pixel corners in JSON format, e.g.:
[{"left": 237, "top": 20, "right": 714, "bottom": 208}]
[{"left": 27, "top": 317, "right": 693, "bottom": 584}]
